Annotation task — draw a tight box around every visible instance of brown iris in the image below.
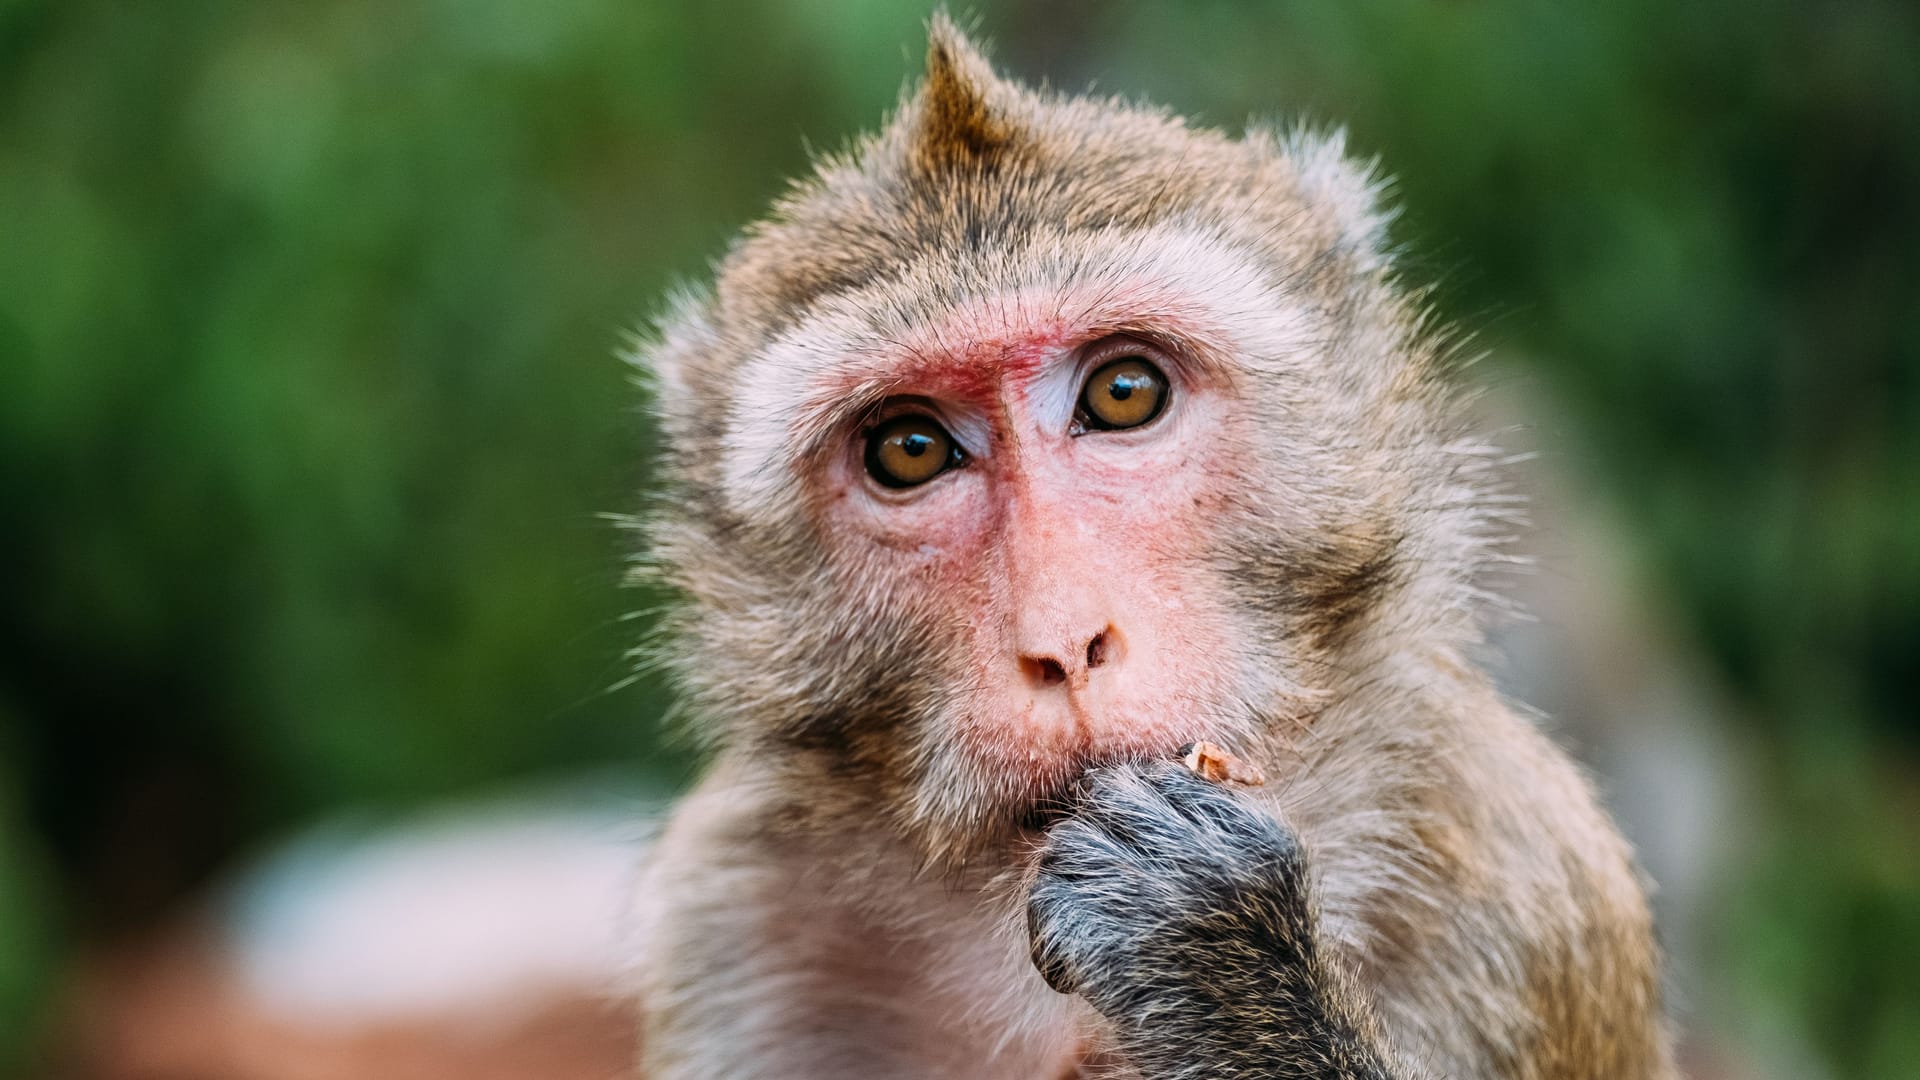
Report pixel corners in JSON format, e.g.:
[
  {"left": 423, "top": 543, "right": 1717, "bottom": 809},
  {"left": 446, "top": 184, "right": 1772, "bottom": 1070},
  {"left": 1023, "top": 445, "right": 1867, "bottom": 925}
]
[
  {"left": 865, "top": 414, "right": 960, "bottom": 488},
  {"left": 1080, "top": 356, "right": 1169, "bottom": 430}
]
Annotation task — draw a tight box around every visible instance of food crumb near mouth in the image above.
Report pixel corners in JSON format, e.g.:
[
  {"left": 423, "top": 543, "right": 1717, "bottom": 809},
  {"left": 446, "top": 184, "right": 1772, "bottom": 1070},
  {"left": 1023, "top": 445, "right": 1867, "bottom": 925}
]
[{"left": 1179, "top": 741, "right": 1266, "bottom": 786}]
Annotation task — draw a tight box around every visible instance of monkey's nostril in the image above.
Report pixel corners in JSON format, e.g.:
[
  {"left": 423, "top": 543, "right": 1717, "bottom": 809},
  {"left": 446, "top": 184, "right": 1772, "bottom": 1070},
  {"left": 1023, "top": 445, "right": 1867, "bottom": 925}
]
[
  {"left": 1021, "top": 628, "right": 1118, "bottom": 688},
  {"left": 1086, "top": 631, "right": 1109, "bottom": 669},
  {"left": 1019, "top": 655, "right": 1069, "bottom": 685}
]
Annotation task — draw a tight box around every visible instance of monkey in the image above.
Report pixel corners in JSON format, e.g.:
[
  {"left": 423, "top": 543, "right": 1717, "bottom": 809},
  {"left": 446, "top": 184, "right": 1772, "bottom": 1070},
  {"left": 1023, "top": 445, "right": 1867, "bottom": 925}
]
[{"left": 626, "top": 17, "right": 1676, "bottom": 1080}]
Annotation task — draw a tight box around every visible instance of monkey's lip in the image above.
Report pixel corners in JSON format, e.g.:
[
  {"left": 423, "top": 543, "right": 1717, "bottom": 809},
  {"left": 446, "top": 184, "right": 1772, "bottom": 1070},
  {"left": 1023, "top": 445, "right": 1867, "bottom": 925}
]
[
  {"left": 1013, "top": 791, "right": 1074, "bottom": 834},
  {"left": 1008, "top": 766, "right": 1099, "bottom": 835}
]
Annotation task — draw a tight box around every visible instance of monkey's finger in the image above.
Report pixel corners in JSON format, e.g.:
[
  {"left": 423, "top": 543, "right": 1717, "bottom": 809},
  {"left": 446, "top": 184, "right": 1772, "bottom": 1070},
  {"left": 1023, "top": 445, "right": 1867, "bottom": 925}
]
[
  {"left": 1024, "top": 887, "right": 1082, "bottom": 995},
  {"left": 1036, "top": 816, "right": 1150, "bottom": 887},
  {"left": 1146, "top": 760, "right": 1285, "bottom": 840},
  {"left": 1072, "top": 763, "right": 1185, "bottom": 853}
]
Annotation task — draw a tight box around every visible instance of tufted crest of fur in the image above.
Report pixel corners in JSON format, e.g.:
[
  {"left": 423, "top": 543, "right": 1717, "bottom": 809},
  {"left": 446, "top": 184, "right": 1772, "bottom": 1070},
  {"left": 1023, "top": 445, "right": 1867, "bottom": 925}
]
[{"left": 911, "top": 18, "right": 1021, "bottom": 173}]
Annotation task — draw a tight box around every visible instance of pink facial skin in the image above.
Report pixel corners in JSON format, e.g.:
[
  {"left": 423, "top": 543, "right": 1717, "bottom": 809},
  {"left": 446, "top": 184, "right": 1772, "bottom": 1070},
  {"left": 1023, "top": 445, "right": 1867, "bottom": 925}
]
[{"left": 812, "top": 297, "right": 1251, "bottom": 808}]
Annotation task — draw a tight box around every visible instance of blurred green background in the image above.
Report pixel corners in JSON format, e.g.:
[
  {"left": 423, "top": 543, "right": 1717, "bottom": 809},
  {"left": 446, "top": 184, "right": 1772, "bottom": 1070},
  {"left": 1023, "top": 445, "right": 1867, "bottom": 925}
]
[{"left": 1, "top": 1, "right": 1915, "bottom": 1076}]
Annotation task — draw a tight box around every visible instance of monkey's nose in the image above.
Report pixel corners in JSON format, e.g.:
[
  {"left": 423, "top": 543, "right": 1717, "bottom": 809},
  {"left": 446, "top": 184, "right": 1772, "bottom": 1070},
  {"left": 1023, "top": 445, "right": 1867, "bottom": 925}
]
[{"left": 1018, "top": 625, "right": 1121, "bottom": 690}]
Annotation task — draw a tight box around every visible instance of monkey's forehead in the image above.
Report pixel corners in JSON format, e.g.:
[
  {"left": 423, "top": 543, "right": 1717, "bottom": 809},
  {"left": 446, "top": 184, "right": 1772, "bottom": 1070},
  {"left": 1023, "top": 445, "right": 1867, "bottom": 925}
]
[{"left": 707, "top": 24, "right": 1384, "bottom": 347}]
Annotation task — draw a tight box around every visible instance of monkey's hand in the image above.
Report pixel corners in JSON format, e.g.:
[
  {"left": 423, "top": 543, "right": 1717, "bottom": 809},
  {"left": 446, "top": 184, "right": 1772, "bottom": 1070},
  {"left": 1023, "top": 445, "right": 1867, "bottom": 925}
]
[{"left": 1027, "top": 761, "right": 1400, "bottom": 1080}]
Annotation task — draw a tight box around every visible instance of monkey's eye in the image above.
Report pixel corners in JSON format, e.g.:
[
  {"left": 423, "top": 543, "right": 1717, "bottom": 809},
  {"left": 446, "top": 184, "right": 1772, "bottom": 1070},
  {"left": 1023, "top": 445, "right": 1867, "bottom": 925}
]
[
  {"left": 864, "top": 414, "right": 962, "bottom": 488},
  {"left": 1079, "top": 356, "right": 1169, "bottom": 431}
]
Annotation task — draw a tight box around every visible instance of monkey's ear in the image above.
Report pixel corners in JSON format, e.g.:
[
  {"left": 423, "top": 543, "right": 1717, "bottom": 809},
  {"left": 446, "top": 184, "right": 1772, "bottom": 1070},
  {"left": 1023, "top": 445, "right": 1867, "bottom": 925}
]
[{"left": 909, "top": 13, "right": 1022, "bottom": 173}]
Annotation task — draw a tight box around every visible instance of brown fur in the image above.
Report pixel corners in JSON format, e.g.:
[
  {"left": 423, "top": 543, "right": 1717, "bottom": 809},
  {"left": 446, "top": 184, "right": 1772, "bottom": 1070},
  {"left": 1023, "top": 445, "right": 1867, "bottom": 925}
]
[{"left": 629, "top": 16, "right": 1676, "bottom": 1079}]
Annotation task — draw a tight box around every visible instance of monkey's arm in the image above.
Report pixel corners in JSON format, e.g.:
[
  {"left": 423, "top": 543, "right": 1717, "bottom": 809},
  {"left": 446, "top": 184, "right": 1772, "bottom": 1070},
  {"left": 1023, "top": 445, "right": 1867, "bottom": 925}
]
[{"left": 1027, "top": 762, "right": 1414, "bottom": 1080}]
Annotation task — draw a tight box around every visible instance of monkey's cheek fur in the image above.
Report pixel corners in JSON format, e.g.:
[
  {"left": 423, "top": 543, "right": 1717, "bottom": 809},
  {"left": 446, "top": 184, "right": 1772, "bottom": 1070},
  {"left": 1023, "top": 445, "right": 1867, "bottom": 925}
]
[{"left": 1025, "top": 761, "right": 1310, "bottom": 1010}]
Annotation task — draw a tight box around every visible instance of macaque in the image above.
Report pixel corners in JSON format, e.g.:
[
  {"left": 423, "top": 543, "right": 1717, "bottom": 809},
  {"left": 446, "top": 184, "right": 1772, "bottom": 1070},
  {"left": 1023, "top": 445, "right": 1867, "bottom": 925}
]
[{"left": 628, "top": 18, "right": 1676, "bottom": 1080}]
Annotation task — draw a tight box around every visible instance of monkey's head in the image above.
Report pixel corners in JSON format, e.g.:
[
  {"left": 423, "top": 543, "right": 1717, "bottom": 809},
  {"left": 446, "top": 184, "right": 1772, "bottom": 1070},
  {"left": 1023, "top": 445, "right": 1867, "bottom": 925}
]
[{"left": 636, "top": 20, "right": 1495, "bottom": 865}]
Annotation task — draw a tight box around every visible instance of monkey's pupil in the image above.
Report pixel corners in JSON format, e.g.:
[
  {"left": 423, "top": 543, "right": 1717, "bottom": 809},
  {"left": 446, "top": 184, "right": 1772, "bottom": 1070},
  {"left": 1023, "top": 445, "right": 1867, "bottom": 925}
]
[{"left": 902, "top": 434, "right": 931, "bottom": 457}]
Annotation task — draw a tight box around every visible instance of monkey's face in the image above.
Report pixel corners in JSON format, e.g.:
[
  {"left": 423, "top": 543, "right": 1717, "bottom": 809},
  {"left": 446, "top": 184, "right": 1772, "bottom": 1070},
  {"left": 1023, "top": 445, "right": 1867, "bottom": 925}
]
[
  {"left": 660, "top": 226, "right": 1417, "bottom": 863},
  {"left": 641, "top": 30, "right": 1477, "bottom": 865},
  {"left": 806, "top": 270, "right": 1269, "bottom": 847}
]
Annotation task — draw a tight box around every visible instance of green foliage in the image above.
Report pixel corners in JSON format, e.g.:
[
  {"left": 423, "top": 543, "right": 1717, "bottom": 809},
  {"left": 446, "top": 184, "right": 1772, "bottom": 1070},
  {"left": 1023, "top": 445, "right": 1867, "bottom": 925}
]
[
  {"left": 0, "top": 730, "right": 60, "bottom": 1072},
  {"left": 0, "top": 0, "right": 1914, "bottom": 1074}
]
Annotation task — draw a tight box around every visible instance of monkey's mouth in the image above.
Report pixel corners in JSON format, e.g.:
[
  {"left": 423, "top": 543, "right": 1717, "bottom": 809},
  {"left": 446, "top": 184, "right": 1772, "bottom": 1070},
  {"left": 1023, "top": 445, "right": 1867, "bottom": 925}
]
[
  {"left": 1008, "top": 761, "right": 1106, "bottom": 836},
  {"left": 1013, "top": 789, "right": 1074, "bottom": 834},
  {"left": 1007, "top": 743, "right": 1190, "bottom": 834}
]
